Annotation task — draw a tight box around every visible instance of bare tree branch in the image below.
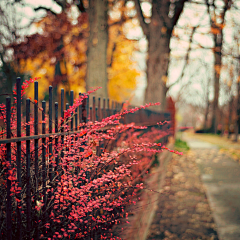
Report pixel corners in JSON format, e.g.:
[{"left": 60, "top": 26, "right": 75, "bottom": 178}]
[
  {"left": 171, "top": 0, "right": 188, "bottom": 31},
  {"left": 108, "top": 16, "right": 135, "bottom": 27},
  {"left": 52, "top": 0, "right": 65, "bottom": 9},
  {"left": 133, "top": 0, "right": 150, "bottom": 38},
  {"left": 76, "top": 0, "right": 86, "bottom": 12},
  {"left": 34, "top": 6, "right": 57, "bottom": 15},
  {"left": 167, "top": 26, "right": 197, "bottom": 90}
]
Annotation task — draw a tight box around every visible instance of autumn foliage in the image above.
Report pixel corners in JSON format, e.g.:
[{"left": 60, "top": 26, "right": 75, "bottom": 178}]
[
  {"left": 12, "top": 11, "right": 88, "bottom": 100},
  {"left": 10, "top": 3, "right": 139, "bottom": 103},
  {"left": 0, "top": 78, "right": 179, "bottom": 239}
]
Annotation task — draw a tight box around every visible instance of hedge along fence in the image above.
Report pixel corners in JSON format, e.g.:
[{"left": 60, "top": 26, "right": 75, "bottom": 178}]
[{"left": 0, "top": 77, "right": 174, "bottom": 240}]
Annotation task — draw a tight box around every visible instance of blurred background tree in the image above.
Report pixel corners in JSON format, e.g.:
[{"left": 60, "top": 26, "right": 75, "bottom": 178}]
[
  {"left": 4, "top": 0, "right": 139, "bottom": 104},
  {"left": 2, "top": 0, "right": 240, "bottom": 138},
  {"left": 133, "top": 0, "right": 187, "bottom": 110},
  {"left": 0, "top": 0, "right": 31, "bottom": 103}
]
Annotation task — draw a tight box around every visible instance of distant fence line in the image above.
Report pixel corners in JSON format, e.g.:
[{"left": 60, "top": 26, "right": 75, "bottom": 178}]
[{"left": 0, "top": 77, "right": 171, "bottom": 240}]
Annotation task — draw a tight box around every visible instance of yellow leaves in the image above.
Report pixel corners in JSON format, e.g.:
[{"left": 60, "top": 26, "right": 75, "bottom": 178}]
[
  {"left": 72, "top": 26, "right": 80, "bottom": 36},
  {"left": 161, "top": 75, "right": 168, "bottom": 83},
  {"left": 18, "top": 53, "right": 54, "bottom": 100},
  {"left": 60, "top": 61, "right": 67, "bottom": 75},
  {"left": 17, "top": 13, "right": 87, "bottom": 101},
  {"left": 108, "top": 37, "right": 139, "bottom": 102},
  {"left": 69, "top": 83, "right": 86, "bottom": 96},
  {"left": 82, "top": 23, "right": 88, "bottom": 29},
  {"left": 107, "top": 22, "right": 140, "bottom": 102}
]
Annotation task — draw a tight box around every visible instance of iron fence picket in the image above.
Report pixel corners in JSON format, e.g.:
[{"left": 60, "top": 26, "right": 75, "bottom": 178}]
[
  {"left": 55, "top": 102, "right": 59, "bottom": 171},
  {"left": 16, "top": 77, "right": 22, "bottom": 240},
  {"left": 26, "top": 98, "right": 31, "bottom": 240},
  {"left": 111, "top": 100, "right": 114, "bottom": 116},
  {"left": 70, "top": 90, "right": 74, "bottom": 131},
  {"left": 103, "top": 98, "right": 106, "bottom": 119},
  {"left": 66, "top": 103, "right": 70, "bottom": 158},
  {"left": 61, "top": 89, "right": 64, "bottom": 159},
  {"left": 78, "top": 93, "right": 82, "bottom": 125},
  {"left": 6, "top": 97, "right": 12, "bottom": 240},
  {"left": 107, "top": 98, "right": 110, "bottom": 117},
  {"left": 86, "top": 97, "right": 89, "bottom": 123},
  {"left": 42, "top": 101, "right": 46, "bottom": 213},
  {"left": 34, "top": 81, "right": 39, "bottom": 240},
  {"left": 95, "top": 107, "right": 100, "bottom": 156},
  {"left": 90, "top": 107, "right": 92, "bottom": 121},
  {"left": 49, "top": 86, "right": 53, "bottom": 182},
  {"left": 98, "top": 97, "right": 101, "bottom": 121},
  {"left": 75, "top": 102, "right": 78, "bottom": 130},
  {"left": 0, "top": 77, "right": 173, "bottom": 239},
  {"left": 93, "top": 96, "right": 96, "bottom": 122}
]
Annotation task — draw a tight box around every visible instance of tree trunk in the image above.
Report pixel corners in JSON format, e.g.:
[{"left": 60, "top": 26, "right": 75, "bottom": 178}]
[
  {"left": 203, "top": 74, "right": 210, "bottom": 132},
  {"left": 53, "top": 38, "right": 69, "bottom": 103},
  {"left": 234, "top": 124, "right": 239, "bottom": 142},
  {"left": 134, "top": 0, "right": 186, "bottom": 111},
  {"left": 234, "top": 78, "right": 240, "bottom": 142},
  {"left": 228, "top": 96, "right": 233, "bottom": 139},
  {"left": 86, "top": 0, "right": 108, "bottom": 100},
  {"left": 207, "top": 0, "right": 230, "bottom": 133},
  {"left": 145, "top": 17, "right": 171, "bottom": 111},
  {"left": 211, "top": 32, "right": 222, "bottom": 133},
  {"left": 204, "top": 101, "right": 210, "bottom": 132},
  {"left": 220, "top": 108, "right": 225, "bottom": 136}
]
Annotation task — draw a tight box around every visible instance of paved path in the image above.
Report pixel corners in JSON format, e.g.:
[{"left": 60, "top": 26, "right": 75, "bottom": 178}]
[{"left": 184, "top": 134, "right": 240, "bottom": 240}]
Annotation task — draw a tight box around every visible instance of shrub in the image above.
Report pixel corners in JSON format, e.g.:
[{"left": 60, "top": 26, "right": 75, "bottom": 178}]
[{"left": 0, "top": 78, "right": 180, "bottom": 239}]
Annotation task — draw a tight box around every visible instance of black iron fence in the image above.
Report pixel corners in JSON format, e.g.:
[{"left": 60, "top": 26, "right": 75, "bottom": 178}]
[{"left": 0, "top": 77, "right": 171, "bottom": 240}]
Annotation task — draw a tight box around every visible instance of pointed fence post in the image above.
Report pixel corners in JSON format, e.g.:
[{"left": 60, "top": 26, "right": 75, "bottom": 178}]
[
  {"left": 49, "top": 86, "right": 53, "bottom": 182},
  {"left": 6, "top": 97, "right": 12, "bottom": 240},
  {"left": 16, "top": 77, "right": 22, "bottom": 240},
  {"left": 34, "top": 81, "right": 39, "bottom": 240},
  {"left": 26, "top": 98, "right": 31, "bottom": 240}
]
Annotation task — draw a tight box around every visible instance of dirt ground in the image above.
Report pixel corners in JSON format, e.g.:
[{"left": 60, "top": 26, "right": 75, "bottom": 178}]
[{"left": 146, "top": 150, "right": 219, "bottom": 240}]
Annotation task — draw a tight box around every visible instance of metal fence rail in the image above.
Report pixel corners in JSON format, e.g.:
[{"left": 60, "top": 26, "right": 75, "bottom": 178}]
[{"left": 0, "top": 77, "right": 171, "bottom": 240}]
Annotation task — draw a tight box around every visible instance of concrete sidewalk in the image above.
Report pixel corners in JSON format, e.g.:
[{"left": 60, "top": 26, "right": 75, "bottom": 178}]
[{"left": 184, "top": 134, "right": 240, "bottom": 240}]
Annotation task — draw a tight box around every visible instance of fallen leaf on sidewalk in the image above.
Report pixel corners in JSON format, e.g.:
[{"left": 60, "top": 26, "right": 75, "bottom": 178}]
[{"left": 147, "top": 151, "right": 219, "bottom": 240}]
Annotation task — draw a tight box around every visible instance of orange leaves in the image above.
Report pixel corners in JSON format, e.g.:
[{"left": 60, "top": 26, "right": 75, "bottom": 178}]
[
  {"left": 214, "top": 64, "right": 221, "bottom": 76},
  {"left": 211, "top": 27, "right": 221, "bottom": 35},
  {"left": 210, "top": 23, "right": 225, "bottom": 35},
  {"left": 237, "top": 76, "right": 240, "bottom": 83},
  {"left": 14, "top": 10, "right": 87, "bottom": 101}
]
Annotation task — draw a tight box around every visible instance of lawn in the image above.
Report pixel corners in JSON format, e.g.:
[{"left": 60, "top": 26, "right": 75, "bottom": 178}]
[
  {"left": 174, "top": 138, "right": 190, "bottom": 153},
  {"left": 185, "top": 131, "right": 240, "bottom": 162}
]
